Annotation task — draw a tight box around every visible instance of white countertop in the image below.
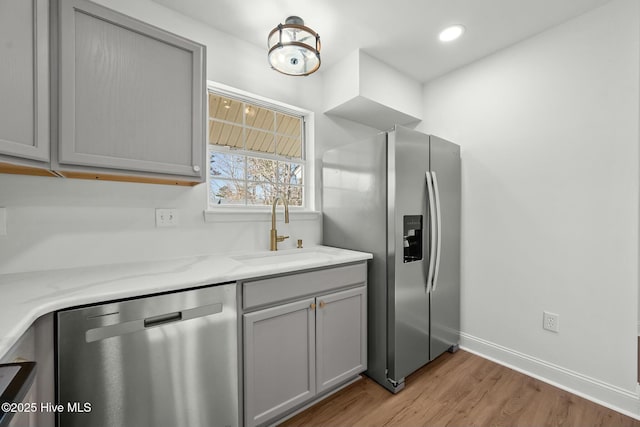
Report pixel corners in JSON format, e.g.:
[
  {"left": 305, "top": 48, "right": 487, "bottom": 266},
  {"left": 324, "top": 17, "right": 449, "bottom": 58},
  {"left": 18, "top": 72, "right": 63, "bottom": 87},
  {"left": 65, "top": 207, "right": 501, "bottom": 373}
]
[{"left": 0, "top": 245, "right": 371, "bottom": 359}]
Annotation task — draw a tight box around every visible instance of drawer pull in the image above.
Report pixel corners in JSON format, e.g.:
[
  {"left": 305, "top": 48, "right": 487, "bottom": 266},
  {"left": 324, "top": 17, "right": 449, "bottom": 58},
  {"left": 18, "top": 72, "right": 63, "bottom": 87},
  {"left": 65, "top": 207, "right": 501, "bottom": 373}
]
[
  {"left": 310, "top": 303, "right": 316, "bottom": 311},
  {"left": 319, "top": 301, "right": 326, "bottom": 309}
]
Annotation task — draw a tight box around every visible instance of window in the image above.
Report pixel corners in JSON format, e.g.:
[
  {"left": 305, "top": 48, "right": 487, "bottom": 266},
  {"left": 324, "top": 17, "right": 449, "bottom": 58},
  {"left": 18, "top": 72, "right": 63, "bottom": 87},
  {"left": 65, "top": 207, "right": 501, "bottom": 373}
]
[{"left": 207, "top": 87, "right": 308, "bottom": 209}]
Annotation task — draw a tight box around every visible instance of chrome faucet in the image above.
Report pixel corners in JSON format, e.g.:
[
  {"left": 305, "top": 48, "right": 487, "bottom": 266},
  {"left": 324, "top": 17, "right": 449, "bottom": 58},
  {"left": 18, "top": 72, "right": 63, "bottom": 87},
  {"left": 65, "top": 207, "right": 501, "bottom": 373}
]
[{"left": 270, "top": 195, "right": 290, "bottom": 251}]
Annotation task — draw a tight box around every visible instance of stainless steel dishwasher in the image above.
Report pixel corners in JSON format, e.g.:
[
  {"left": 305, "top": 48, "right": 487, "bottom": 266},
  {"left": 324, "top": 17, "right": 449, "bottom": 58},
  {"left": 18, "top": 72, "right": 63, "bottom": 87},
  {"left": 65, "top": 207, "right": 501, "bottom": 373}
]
[{"left": 56, "top": 283, "right": 238, "bottom": 427}]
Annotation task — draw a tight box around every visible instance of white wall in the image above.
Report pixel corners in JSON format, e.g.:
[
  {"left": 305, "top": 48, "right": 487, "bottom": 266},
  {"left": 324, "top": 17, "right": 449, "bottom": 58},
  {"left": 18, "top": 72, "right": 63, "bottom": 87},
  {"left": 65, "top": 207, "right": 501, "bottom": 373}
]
[
  {"left": 420, "top": 0, "right": 640, "bottom": 415},
  {"left": 0, "top": 0, "right": 332, "bottom": 275},
  {"left": 0, "top": 0, "right": 381, "bottom": 274}
]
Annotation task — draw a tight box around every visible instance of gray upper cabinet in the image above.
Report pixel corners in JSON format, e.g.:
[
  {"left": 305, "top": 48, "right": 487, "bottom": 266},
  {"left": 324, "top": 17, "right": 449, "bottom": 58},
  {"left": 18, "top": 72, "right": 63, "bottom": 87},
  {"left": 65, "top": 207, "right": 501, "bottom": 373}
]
[
  {"left": 0, "top": 0, "right": 50, "bottom": 166},
  {"left": 54, "top": 0, "right": 206, "bottom": 182}
]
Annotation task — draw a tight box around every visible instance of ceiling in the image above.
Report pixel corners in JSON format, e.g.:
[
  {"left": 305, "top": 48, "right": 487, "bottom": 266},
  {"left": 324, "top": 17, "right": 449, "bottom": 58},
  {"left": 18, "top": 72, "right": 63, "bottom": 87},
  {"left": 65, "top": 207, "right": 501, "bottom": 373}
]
[{"left": 153, "top": 0, "right": 612, "bottom": 83}]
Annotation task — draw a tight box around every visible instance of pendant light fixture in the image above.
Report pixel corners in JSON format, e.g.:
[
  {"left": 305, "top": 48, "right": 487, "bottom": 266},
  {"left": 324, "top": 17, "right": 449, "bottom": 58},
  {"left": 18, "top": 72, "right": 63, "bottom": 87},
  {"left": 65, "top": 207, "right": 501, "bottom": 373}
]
[{"left": 268, "top": 16, "right": 321, "bottom": 76}]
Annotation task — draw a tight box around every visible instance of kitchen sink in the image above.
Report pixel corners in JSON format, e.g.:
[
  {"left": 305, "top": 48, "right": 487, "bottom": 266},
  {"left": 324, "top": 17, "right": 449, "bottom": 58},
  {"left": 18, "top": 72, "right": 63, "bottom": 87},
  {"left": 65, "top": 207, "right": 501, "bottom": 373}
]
[{"left": 232, "top": 247, "right": 335, "bottom": 267}]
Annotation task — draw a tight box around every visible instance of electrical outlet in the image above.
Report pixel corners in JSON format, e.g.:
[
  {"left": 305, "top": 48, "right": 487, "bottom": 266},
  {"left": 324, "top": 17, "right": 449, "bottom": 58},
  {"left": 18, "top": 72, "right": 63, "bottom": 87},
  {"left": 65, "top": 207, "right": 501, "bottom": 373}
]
[
  {"left": 155, "top": 208, "right": 179, "bottom": 227},
  {"left": 543, "top": 311, "right": 559, "bottom": 333}
]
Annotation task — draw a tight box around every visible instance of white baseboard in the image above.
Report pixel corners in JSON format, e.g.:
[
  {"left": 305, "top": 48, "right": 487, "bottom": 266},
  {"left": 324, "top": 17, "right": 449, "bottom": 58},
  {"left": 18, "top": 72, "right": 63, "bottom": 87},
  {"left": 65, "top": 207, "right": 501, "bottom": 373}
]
[{"left": 460, "top": 332, "right": 640, "bottom": 420}]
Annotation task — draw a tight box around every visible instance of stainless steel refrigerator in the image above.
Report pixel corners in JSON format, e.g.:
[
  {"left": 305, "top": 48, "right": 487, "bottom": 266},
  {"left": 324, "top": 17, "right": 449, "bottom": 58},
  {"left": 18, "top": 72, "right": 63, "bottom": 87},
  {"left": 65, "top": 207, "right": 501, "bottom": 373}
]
[{"left": 322, "top": 125, "right": 460, "bottom": 393}]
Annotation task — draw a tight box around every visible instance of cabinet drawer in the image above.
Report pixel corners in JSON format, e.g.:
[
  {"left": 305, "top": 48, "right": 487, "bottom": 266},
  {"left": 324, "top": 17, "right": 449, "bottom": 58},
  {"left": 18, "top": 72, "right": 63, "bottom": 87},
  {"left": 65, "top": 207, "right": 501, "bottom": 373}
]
[{"left": 242, "top": 262, "right": 366, "bottom": 310}]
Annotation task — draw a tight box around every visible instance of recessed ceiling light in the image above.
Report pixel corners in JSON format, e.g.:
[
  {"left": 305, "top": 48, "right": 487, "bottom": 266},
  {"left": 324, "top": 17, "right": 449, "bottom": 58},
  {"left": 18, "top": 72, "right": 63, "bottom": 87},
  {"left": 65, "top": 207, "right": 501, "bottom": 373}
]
[{"left": 439, "top": 25, "right": 465, "bottom": 42}]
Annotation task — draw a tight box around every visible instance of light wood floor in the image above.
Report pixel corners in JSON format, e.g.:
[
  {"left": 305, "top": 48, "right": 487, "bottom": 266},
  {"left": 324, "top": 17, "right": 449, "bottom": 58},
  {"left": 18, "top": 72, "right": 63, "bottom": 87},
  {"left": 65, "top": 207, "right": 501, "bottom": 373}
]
[{"left": 281, "top": 350, "right": 640, "bottom": 427}]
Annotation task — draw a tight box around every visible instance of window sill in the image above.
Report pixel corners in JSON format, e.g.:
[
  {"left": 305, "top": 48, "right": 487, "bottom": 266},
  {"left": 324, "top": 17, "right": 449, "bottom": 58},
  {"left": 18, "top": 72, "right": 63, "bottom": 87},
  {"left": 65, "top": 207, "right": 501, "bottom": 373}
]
[{"left": 203, "top": 209, "right": 322, "bottom": 223}]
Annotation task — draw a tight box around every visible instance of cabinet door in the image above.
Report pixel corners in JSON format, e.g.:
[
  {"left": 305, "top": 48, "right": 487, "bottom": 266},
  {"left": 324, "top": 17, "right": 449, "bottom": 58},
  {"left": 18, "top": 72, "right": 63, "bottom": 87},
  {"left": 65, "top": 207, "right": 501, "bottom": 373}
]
[
  {"left": 0, "top": 0, "right": 49, "bottom": 163},
  {"left": 57, "top": 0, "right": 205, "bottom": 180},
  {"left": 316, "top": 286, "right": 367, "bottom": 393},
  {"left": 2, "top": 325, "right": 37, "bottom": 427},
  {"left": 244, "top": 298, "right": 316, "bottom": 427},
  {"left": 7, "top": 382, "right": 37, "bottom": 427}
]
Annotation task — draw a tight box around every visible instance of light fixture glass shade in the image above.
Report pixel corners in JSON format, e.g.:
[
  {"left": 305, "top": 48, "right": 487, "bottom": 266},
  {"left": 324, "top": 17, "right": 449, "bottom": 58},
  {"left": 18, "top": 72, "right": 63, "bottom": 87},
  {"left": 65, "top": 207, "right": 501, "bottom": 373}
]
[{"left": 268, "top": 16, "right": 321, "bottom": 76}]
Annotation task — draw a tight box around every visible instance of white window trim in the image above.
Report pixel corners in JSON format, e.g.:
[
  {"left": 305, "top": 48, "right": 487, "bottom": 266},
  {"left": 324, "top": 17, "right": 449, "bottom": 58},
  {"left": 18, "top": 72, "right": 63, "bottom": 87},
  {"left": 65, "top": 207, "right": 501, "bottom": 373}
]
[{"left": 204, "top": 81, "right": 316, "bottom": 221}]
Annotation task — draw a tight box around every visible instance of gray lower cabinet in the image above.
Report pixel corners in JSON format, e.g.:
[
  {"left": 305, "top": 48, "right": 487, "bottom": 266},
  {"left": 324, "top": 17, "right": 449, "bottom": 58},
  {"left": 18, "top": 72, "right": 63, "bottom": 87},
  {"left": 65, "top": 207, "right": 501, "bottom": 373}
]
[
  {"left": 315, "top": 286, "right": 367, "bottom": 394},
  {"left": 6, "top": 383, "right": 37, "bottom": 427},
  {"left": 1, "top": 314, "right": 55, "bottom": 427},
  {"left": 53, "top": 0, "right": 206, "bottom": 183},
  {"left": 243, "top": 268, "right": 367, "bottom": 427},
  {"left": 0, "top": 0, "right": 50, "bottom": 169},
  {"left": 243, "top": 298, "right": 317, "bottom": 427}
]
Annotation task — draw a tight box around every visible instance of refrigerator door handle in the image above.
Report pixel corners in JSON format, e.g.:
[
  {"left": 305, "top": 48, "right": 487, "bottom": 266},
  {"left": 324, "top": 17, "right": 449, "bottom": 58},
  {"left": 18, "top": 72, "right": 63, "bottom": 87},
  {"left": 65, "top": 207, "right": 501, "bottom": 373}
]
[
  {"left": 432, "top": 171, "right": 443, "bottom": 292},
  {"left": 425, "top": 171, "right": 437, "bottom": 293}
]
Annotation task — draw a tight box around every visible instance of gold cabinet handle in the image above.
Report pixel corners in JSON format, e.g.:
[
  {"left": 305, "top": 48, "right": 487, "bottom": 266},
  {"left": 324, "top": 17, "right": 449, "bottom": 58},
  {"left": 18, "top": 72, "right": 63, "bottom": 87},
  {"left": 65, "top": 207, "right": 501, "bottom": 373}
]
[
  {"left": 319, "top": 301, "right": 326, "bottom": 309},
  {"left": 310, "top": 303, "right": 316, "bottom": 310}
]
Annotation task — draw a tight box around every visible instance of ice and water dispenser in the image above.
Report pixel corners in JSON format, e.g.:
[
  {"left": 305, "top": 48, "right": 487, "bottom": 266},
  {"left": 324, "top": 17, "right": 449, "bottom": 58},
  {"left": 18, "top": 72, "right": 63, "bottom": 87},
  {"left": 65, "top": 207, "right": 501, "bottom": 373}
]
[{"left": 403, "top": 215, "right": 423, "bottom": 263}]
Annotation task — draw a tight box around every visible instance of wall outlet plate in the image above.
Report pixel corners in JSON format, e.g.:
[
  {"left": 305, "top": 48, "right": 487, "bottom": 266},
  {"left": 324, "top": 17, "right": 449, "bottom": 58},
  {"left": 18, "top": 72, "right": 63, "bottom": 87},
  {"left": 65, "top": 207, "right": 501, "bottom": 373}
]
[
  {"left": 543, "top": 311, "right": 559, "bottom": 333},
  {"left": 155, "top": 208, "right": 179, "bottom": 227}
]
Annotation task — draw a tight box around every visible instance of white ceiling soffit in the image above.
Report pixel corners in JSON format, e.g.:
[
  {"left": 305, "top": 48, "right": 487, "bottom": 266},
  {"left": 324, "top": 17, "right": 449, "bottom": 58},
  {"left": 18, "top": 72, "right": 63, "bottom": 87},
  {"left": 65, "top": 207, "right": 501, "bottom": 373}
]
[{"left": 153, "top": 0, "right": 612, "bottom": 83}]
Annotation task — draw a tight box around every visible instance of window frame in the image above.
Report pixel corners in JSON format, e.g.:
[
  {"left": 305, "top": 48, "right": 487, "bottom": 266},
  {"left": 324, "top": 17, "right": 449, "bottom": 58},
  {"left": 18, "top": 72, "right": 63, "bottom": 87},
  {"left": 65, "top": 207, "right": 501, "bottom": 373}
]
[{"left": 205, "top": 81, "right": 315, "bottom": 213}]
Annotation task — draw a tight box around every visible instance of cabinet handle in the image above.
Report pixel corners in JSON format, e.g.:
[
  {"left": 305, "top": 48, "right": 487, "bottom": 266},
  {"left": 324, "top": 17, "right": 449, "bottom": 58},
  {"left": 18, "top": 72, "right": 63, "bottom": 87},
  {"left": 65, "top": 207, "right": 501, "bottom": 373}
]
[
  {"left": 310, "top": 303, "right": 316, "bottom": 311},
  {"left": 193, "top": 165, "right": 201, "bottom": 172},
  {"left": 319, "top": 301, "right": 326, "bottom": 309}
]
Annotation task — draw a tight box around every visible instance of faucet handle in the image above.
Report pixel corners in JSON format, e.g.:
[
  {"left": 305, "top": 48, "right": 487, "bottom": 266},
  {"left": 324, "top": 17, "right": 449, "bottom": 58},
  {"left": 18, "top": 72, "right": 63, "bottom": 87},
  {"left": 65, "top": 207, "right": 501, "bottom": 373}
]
[{"left": 276, "top": 235, "right": 289, "bottom": 243}]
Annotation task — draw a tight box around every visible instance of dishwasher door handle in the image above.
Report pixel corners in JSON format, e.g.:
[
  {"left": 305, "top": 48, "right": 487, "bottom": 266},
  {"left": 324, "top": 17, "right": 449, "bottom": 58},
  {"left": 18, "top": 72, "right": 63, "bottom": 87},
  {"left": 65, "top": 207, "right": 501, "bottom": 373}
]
[
  {"left": 144, "top": 311, "right": 182, "bottom": 328},
  {"left": 85, "top": 302, "right": 223, "bottom": 343}
]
